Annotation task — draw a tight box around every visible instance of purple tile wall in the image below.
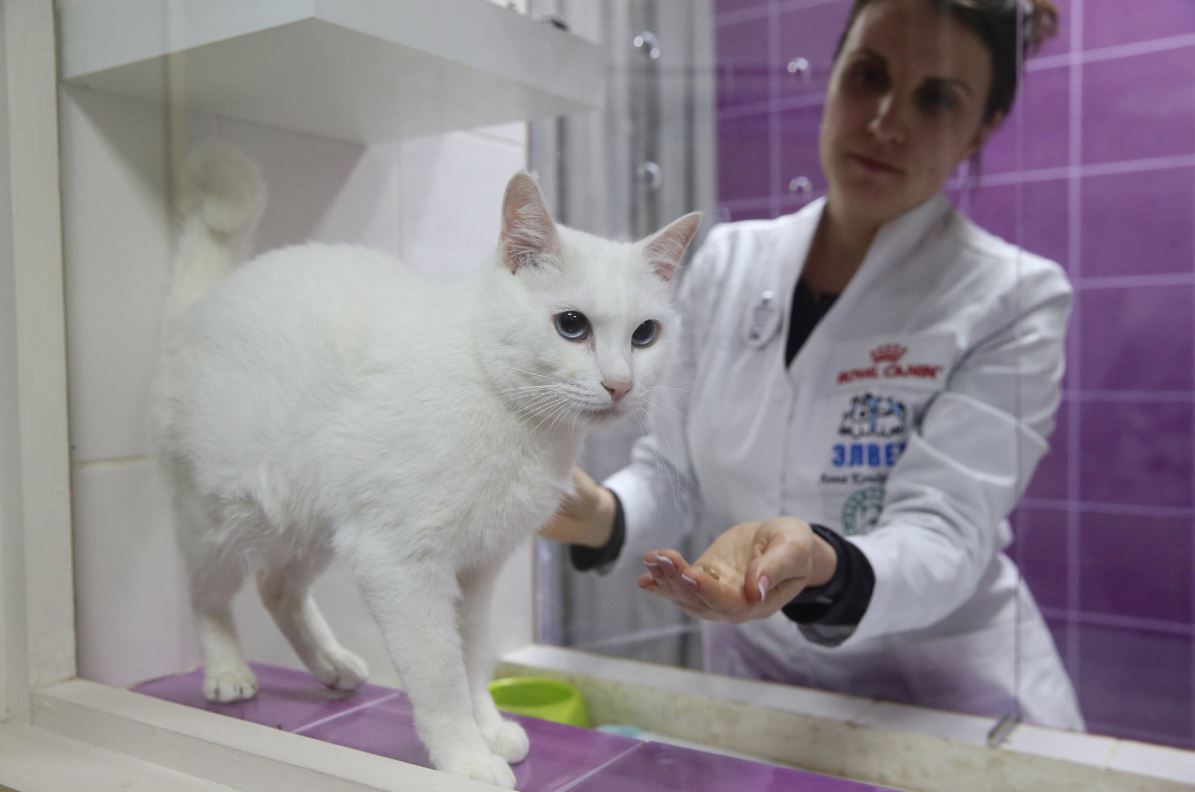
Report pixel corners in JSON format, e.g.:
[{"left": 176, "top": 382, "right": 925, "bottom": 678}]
[{"left": 716, "top": 0, "right": 1195, "bottom": 750}]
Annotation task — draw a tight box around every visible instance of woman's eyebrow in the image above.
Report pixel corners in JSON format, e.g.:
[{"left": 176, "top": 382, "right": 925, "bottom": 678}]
[
  {"left": 922, "top": 75, "right": 973, "bottom": 98},
  {"left": 854, "top": 47, "right": 887, "bottom": 64}
]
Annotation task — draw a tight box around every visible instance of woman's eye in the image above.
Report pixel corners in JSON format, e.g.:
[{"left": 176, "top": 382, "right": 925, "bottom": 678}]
[
  {"left": 848, "top": 62, "right": 886, "bottom": 92},
  {"left": 554, "top": 311, "right": 590, "bottom": 341},
  {"left": 917, "top": 85, "right": 958, "bottom": 115},
  {"left": 631, "top": 320, "right": 659, "bottom": 347}
]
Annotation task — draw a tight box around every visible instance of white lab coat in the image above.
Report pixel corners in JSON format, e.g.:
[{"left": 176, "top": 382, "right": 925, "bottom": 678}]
[{"left": 605, "top": 193, "right": 1085, "bottom": 730}]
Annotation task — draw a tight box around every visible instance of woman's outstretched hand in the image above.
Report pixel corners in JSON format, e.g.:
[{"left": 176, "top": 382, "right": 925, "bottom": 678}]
[{"left": 638, "top": 517, "right": 837, "bottom": 623}]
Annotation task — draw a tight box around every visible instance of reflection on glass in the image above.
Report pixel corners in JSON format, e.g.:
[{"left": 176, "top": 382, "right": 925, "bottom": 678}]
[
  {"left": 999, "top": 1, "right": 1195, "bottom": 753},
  {"left": 529, "top": 0, "right": 1195, "bottom": 750},
  {"left": 49, "top": 0, "right": 1195, "bottom": 774}
]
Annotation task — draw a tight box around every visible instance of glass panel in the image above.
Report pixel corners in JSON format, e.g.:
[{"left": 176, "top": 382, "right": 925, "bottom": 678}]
[
  {"left": 530, "top": 0, "right": 716, "bottom": 669},
  {"left": 1012, "top": 0, "right": 1195, "bottom": 751},
  {"left": 532, "top": 0, "right": 1094, "bottom": 734},
  {"left": 52, "top": 0, "right": 1195, "bottom": 776}
]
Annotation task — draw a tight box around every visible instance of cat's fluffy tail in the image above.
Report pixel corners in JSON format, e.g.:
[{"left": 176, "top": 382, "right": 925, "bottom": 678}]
[{"left": 166, "top": 143, "right": 266, "bottom": 318}]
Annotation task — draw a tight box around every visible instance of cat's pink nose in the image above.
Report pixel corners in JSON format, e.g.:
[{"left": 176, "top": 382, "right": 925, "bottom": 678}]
[{"left": 603, "top": 380, "right": 632, "bottom": 403}]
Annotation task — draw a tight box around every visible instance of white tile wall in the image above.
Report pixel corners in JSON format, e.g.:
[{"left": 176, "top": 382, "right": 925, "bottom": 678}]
[
  {"left": 397, "top": 130, "right": 528, "bottom": 278},
  {"left": 59, "top": 89, "right": 396, "bottom": 464},
  {"left": 0, "top": 6, "right": 15, "bottom": 718},
  {"left": 72, "top": 459, "right": 197, "bottom": 687},
  {"left": 64, "top": 80, "right": 532, "bottom": 690},
  {"left": 59, "top": 89, "right": 170, "bottom": 464}
]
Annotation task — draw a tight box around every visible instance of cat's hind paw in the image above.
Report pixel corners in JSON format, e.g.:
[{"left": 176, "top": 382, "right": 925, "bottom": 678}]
[
  {"left": 482, "top": 719, "right": 530, "bottom": 764},
  {"left": 312, "top": 647, "right": 368, "bottom": 692},
  {"left": 203, "top": 666, "right": 258, "bottom": 702},
  {"left": 442, "top": 752, "right": 517, "bottom": 789}
]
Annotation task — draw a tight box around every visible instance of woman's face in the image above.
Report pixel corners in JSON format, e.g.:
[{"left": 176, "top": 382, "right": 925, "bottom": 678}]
[{"left": 820, "top": 0, "right": 998, "bottom": 225}]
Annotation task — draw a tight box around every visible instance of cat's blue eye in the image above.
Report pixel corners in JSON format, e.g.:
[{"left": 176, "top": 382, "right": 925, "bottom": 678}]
[
  {"left": 555, "top": 311, "right": 590, "bottom": 341},
  {"left": 631, "top": 320, "right": 659, "bottom": 347}
]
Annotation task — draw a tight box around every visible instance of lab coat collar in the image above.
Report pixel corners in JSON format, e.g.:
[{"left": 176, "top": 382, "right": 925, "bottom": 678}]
[
  {"left": 777, "top": 192, "right": 954, "bottom": 381},
  {"left": 807, "top": 191, "right": 954, "bottom": 310},
  {"left": 781, "top": 192, "right": 954, "bottom": 291},
  {"left": 862, "top": 192, "right": 954, "bottom": 279}
]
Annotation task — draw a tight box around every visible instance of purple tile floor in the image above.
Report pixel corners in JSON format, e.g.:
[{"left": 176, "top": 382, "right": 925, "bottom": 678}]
[{"left": 134, "top": 662, "right": 899, "bottom": 791}]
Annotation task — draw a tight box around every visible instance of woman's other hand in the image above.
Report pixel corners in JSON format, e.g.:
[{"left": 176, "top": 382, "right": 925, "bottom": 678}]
[
  {"left": 638, "top": 517, "right": 837, "bottom": 623},
  {"left": 540, "top": 466, "right": 617, "bottom": 548}
]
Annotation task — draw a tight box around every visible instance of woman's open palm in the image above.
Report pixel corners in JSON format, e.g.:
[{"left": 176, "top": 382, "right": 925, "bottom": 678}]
[{"left": 637, "top": 517, "right": 823, "bottom": 623}]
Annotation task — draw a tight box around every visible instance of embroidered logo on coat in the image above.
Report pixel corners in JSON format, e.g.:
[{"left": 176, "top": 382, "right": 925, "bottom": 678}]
[
  {"left": 837, "top": 393, "right": 908, "bottom": 438},
  {"left": 836, "top": 342, "right": 945, "bottom": 385},
  {"left": 832, "top": 393, "right": 908, "bottom": 469},
  {"left": 870, "top": 343, "right": 907, "bottom": 363},
  {"left": 842, "top": 485, "right": 885, "bottom": 535}
]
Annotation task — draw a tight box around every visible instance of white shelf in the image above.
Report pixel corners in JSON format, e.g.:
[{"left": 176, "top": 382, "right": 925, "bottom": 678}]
[{"left": 57, "top": 0, "right": 605, "bottom": 143}]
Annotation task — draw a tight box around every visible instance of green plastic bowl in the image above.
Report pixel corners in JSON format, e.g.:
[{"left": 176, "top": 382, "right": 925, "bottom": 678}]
[{"left": 488, "top": 676, "right": 590, "bottom": 728}]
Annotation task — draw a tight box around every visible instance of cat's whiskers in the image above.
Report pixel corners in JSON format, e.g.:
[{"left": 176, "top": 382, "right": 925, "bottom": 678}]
[
  {"left": 496, "top": 383, "right": 560, "bottom": 398},
  {"left": 508, "top": 366, "right": 557, "bottom": 382},
  {"left": 520, "top": 394, "right": 572, "bottom": 434},
  {"left": 542, "top": 396, "right": 577, "bottom": 436},
  {"left": 514, "top": 394, "right": 562, "bottom": 423},
  {"left": 499, "top": 371, "right": 595, "bottom": 439}
]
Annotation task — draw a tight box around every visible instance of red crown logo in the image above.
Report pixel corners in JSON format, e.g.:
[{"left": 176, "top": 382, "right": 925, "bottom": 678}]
[{"left": 870, "top": 343, "right": 907, "bottom": 364}]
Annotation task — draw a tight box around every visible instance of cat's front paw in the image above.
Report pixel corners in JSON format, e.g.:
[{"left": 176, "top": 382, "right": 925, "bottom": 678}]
[
  {"left": 482, "top": 719, "right": 530, "bottom": 764},
  {"left": 441, "top": 752, "right": 517, "bottom": 789},
  {"left": 312, "top": 647, "right": 368, "bottom": 692},
  {"left": 203, "top": 665, "right": 258, "bottom": 702}
]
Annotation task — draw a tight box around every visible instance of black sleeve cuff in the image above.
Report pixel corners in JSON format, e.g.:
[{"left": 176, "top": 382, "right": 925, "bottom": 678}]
[
  {"left": 569, "top": 489, "right": 626, "bottom": 573},
  {"left": 781, "top": 524, "right": 875, "bottom": 644}
]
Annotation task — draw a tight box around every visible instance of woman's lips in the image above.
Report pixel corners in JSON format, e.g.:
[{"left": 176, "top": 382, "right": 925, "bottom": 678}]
[{"left": 848, "top": 153, "right": 902, "bottom": 174}]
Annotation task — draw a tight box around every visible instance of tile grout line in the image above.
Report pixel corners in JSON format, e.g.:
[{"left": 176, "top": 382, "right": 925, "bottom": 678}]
[
  {"left": 291, "top": 691, "right": 403, "bottom": 736},
  {"left": 1076, "top": 273, "right": 1195, "bottom": 290},
  {"left": 767, "top": 0, "right": 781, "bottom": 218},
  {"left": 1039, "top": 606, "right": 1195, "bottom": 638},
  {"left": 1021, "top": 498, "right": 1195, "bottom": 519},
  {"left": 1061, "top": 389, "right": 1195, "bottom": 402},
  {"left": 550, "top": 743, "right": 646, "bottom": 792},
  {"left": 714, "top": 5, "right": 1195, "bottom": 67},
  {"left": 714, "top": 0, "right": 843, "bottom": 29},
  {"left": 717, "top": 153, "right": 1195, "bottom": 213},
  {"left": 1190, "top": 10, "right": 1195, "bottom": 747},
  {"left": 1064, "top": 0, "right": 1084, "bottom": 693}
]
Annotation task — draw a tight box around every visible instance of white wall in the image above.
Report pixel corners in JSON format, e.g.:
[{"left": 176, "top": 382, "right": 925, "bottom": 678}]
[
  {"left": 63, "top": 89, "right": 533, "bottom": 689},
  {"left": 0, "top": 0, "right": 16, "bottom": 721}
]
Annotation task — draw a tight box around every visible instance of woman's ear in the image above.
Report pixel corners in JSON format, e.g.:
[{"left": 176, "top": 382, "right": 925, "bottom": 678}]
[{"left": 966, "top": 111, "right": 1004, "bottom": 160}]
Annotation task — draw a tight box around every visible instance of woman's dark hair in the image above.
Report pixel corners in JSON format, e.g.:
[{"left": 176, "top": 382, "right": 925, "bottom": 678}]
[{"left": 833, "top": 0, "right": 1059, "bottom": 126}]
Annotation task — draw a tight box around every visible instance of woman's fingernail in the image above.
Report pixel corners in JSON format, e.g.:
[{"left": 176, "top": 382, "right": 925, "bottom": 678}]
[
  {"left": 643, "top": 559, "right": 660, "bottom": 568},
  {"left": 758, "top": 575, "right": 770, "bottom": 602},
  {"left": 655, "top": 554, "right": 675, "bottom": 570},
  {"left": 681, "top": 574, "right": 698, "bottom": 589}
]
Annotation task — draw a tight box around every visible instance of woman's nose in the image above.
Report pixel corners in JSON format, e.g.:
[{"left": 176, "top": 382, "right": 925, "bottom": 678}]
[{"left": 868, "top": 94, "right": 905, "bottom": 145}]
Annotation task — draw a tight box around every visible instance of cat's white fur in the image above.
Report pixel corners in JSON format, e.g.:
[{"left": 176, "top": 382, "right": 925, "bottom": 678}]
[{"left": 150, "top": 143, "right": 699, "bottom": 788}]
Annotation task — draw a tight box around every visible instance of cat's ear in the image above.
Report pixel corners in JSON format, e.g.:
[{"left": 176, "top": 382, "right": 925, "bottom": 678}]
[
  {"left": 639, "top": 212, "right": 702, "bottom": 283},
  {"left": 500, "top": 172, "right": 561, "bottom": 274}
]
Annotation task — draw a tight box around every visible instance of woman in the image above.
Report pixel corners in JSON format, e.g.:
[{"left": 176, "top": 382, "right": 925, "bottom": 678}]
[{"left": 546, "top": 0, "right": 1083, "bottom": 729}]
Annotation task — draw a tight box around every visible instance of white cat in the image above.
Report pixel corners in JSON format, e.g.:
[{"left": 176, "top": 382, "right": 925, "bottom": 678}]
[{"left": 150, "top": 144, "right": 699, "bottom": 788}]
